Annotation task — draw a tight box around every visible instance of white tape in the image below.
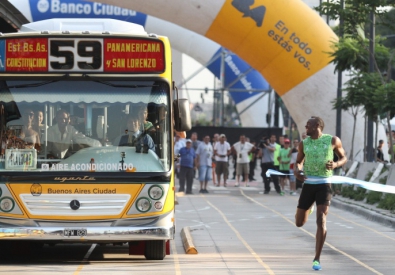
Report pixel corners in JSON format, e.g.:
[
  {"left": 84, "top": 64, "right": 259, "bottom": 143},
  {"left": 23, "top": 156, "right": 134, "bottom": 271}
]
[{"left": 266, "top": 169, "right": 395, "bottom": 194}]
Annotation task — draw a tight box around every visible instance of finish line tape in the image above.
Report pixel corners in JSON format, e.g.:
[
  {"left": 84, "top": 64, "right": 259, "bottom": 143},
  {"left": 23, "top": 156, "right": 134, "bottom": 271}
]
[{"left": 266, "top": 169, "right": 395, "bottom": 194}]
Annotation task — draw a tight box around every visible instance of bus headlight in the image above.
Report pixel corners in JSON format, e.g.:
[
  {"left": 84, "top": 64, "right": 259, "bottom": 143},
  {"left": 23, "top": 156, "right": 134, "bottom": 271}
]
[
  {"left": 148, "top": 185, "right": 164, "bottom": 200},
  {"left": 0, "top": 197, "right": 15, "bottom": 212},
  {"left": 136, "top": 197, "right": 151, "bottom": 212}
]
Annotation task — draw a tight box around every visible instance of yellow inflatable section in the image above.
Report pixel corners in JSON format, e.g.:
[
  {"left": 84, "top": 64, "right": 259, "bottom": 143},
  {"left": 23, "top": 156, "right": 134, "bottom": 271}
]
[{"left": 206, "top": 0, "right": 337, "bottom": 95}]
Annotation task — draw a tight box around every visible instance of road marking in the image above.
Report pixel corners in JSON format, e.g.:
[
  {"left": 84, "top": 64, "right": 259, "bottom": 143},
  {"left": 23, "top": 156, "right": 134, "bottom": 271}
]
[
  {"left": 203, "top": 198, "right": 275, "bottom": 275},
  {"left": 330, "top": 211, "right": 395, "bottom": 241},
  {"left": 73, "top": 244, "right": 97, "bottom": 275},
  {"left": 171, "top": 240, "right": 181, "bottom": 275},
  {"left": 240, "top": 190, "right": 384, "bottom": 275}
]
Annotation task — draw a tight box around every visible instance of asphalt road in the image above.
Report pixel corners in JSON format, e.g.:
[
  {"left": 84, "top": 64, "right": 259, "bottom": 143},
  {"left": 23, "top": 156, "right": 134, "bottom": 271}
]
[{"left": 1, "top": 177, "right": 395, "bottom": 274}]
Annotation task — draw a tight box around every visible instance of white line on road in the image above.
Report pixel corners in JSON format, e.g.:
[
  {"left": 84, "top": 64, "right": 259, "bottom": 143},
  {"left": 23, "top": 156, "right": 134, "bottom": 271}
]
[{"left": 240, "top": 189, "right": 384, "bottom": 275}]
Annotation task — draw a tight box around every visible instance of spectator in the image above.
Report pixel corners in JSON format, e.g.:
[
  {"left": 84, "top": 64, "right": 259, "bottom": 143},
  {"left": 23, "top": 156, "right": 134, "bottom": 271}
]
[
  {"left": 174, "top": 133, "right": 186, "bottom": 179},
  {"left": 278, "top": 138, "right": 291, "bottom": 193},
  {"left": 178, "top": 139, "right": 196, "bottom": 194},
  {"left": 214, "top": 134, "right": 231, "bottom": 187},
  {"left": 289, "top": 139, "right": 299, "bottom": 194},
  {"left": 278, "top": 135, "right": 285, "bottom": 148},
  {"left": 232, "top": 135, "right": 255, "bottom": 187},
  {"left": 249, "top": 141, "right": 258, "bottom": 182},
  {"left": 190, "top": 132, "right": 201, "bottom": 179},
  {"left": 195, "top": 135, "right": 213, "bottom": 193},
  {"left": 211, "top": 133, "right": 219, "bottom": 186},
  {"left": 272, "top": 135, "right": 281, "bottom": 172},
  {"left": 376, "top": 139, "right": 385, "bottom": 163},
  {"left": 259, "top": 136, "right": 282, "bottom": 195}
]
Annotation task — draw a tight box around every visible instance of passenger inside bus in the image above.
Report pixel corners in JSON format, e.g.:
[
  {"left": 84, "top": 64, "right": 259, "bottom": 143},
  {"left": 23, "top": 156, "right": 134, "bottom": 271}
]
[
  {"left": 34, "top": 110, "right": 48, "bottom": 142},
  {"left": 113, "top": 113, "right": 155, "bottom": 153},
  {"left": 45, "top": 109, "right": 102, "bottom": 159},
  {"left": 138, "top": 106, "right": 155, "bottom": 134},
  {"left": 20, "top": 109, "right": 41, "bottom": 151}
]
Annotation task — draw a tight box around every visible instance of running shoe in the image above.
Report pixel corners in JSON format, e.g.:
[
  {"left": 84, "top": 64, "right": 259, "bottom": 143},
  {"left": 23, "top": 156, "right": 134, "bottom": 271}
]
[
  {"left": 309, "top": 204, "right": 315, "bottom": 215},
  {"left": 235, "top": 183, "right": 239, "bottom": 187},
  {"left": 312, "top": 260, "right": 322, "bottom": 271}
]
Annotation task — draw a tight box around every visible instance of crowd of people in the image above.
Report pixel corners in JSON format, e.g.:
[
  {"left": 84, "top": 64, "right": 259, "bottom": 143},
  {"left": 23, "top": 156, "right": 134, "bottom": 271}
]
[{"left": 174, "top": 130, "right": 307, "bottom": 195}]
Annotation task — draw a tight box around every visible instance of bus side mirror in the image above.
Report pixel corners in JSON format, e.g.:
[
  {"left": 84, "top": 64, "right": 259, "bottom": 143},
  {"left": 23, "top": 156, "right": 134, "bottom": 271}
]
[{"left": 173, "top": 99, "right": 191, "bottom": 131}]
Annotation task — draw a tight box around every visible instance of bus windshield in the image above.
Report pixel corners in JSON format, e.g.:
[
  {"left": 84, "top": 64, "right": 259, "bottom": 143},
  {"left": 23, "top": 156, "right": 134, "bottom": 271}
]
[{"left": 0, "top": 79, "right": 171, "bottom": 173}]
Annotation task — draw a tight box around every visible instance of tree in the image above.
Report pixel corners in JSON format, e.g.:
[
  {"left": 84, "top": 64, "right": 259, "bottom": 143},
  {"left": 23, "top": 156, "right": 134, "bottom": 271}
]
[{"left": 315, "top": 1, "right": 395, "bottom": 161}]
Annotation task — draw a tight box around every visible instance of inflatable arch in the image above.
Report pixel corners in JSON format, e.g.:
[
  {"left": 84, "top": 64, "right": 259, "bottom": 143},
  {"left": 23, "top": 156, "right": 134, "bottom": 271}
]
[
  {"left": 10, "top": 0, "right": 280, "bottom": 128},
  {"left": 95, "top": 0, "right": 382, "bottom": 159},
  {"left": 11, "top": 0, "right": 387, "bottom": 158}
]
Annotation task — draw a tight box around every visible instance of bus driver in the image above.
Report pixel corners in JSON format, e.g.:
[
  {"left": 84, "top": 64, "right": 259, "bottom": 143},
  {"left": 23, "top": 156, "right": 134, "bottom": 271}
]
[{"left": 45, "top": 110, "right": 102, "bottom": 159}]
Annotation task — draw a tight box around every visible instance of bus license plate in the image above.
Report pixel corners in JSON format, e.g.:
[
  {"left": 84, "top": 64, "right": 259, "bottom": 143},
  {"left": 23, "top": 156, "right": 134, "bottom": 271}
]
[{"left": 64, "top": 229, "right": 87, "bottom": 237}]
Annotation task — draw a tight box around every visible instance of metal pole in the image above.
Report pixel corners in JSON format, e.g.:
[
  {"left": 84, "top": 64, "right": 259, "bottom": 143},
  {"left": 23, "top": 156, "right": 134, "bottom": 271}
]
[
  {"left": 336, "top": 0, "right": 344, "bottom": 139},
  {"left": 367, "top": 10, "right": 375, "bottom": 162},
  {"left": 220, "top": 49, "right": 226, "bottom": 127}
]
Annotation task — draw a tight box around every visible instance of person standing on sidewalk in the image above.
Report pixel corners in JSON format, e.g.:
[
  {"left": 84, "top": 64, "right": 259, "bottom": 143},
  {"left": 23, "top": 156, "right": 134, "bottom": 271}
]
[
  {"left": 191, "top": 132, "right": 201, "bottom": 179},
  {"left": 294, "top": 116, "right": 347, "bottom": 271},
  {"left": 232, "top": 135, "right": 255, "bottom": 187},
  {"left": 259, "top": 136, "right": 282, "bottom": 195},
  {"left": 288, "top": 139, "right": 299, "bottom": 194},
  {"left": 178, "top": 139, "right": 196, "bottom": 194},
  {"left": 211, "top": 133, "right": 219, "bottom": 186},
  {"left": 248, "top": 141, "right": 259, "bottom": 182},
  {"left": 277, "top": 138, "right": 291, "bottom": 193},
  {"left": 214, "top": 134, "right": 231, "bottom": 187},
  {"left": 195, "top": 135, "right": 213, "bottom": 193}
]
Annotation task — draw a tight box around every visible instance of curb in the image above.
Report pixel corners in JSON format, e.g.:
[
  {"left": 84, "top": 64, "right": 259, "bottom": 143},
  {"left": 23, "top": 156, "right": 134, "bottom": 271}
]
[
  {"left": 331, "top": 198, "right": 395, "bottom": 230},
  {"left": 180, "top": 227, "right": 198, "bottom": 254}
]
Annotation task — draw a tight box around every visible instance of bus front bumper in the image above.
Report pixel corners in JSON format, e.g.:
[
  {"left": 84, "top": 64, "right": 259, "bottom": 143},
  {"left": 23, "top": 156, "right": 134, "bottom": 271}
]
[{"left": 0, "top": 225, "right": 175, "bottom": 242}]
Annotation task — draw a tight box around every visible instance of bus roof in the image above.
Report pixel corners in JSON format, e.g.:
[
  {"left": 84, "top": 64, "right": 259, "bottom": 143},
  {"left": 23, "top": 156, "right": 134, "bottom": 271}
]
[{"left": 20, "top": 18, "right": 147, "bottom": 35}]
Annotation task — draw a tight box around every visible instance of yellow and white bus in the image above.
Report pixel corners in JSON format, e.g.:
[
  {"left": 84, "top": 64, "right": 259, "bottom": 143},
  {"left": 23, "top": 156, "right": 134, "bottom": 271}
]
[{"left": 0, "top": 18, "right": 190, "bottom": 260}]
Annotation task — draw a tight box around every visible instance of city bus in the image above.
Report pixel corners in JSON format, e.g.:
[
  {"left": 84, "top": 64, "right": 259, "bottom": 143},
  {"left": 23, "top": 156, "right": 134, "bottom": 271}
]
[{"left": 0, "top": 18, "right": 191, "bottom": 260}]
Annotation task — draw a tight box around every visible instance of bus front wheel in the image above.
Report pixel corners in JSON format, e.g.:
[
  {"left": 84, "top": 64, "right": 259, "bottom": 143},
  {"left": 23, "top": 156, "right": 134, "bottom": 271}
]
[{"left": 144, "top": 240, "right": 166, "bottom": 260}]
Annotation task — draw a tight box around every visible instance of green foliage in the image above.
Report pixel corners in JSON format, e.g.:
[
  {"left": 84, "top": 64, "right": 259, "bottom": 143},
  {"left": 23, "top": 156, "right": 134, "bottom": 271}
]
[
  {"left": 364, "top": 170, "right": 374, "bottom": 181},
  {"left": 328, "top": 37, "right": 369, "bottom": 72},
  {"left": 379, "top": 176, "right": 387, "bottom": 184},
  {"left": 340, "top": 185, "right": 355, "bottom": 198},
  {"left": 316, "top": 1, "right": 395, "bottom": 125},
  {"left": 372, "top": 80, "right": 395, "bottom": 118},
  {"left": 314, "top": 1, "right": 394, "bottom": 37},
  {"left": 366, "top": 191, "right": 383, "bottom": 204},
  {"left": 377, "top": 193, "right": 395, "bottom": 212},
  {"left": 340, "top": 185, "right": 366, "bottom": 200}
]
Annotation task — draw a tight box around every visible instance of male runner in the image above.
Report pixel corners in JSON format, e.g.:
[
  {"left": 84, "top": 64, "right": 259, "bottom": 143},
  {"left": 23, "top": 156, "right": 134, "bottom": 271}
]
[{"left": 294, "top": 116, "right": 347, "bottom": 271}]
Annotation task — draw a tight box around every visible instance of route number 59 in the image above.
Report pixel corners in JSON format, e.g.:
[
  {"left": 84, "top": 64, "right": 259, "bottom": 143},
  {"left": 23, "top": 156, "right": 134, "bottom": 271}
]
[{"left": 49, "top": 38, "right": 103, "bottom": 72}]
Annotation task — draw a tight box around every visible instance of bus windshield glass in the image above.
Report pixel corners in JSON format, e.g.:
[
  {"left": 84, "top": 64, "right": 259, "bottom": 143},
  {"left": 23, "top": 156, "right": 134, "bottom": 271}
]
[{"left": 0, "top": 79, "right": 171, "bottom": 173}]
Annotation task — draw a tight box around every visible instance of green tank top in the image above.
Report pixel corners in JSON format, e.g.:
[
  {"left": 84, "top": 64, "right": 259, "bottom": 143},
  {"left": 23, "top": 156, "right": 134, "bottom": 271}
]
[{"left": 303, "top": 134, "right": 333, "bottom": 177}]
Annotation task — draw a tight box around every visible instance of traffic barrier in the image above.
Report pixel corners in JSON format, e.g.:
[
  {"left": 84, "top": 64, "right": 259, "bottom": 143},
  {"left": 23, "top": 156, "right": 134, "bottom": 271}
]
[{"left": 180, "top": 227, "right": 198, "bottom": 254}]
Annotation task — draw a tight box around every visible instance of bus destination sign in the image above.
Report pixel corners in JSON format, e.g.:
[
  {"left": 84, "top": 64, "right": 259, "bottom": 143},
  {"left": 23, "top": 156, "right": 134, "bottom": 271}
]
[{"left": 0, "top": 37, "right": 165, "bottom": 73}]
